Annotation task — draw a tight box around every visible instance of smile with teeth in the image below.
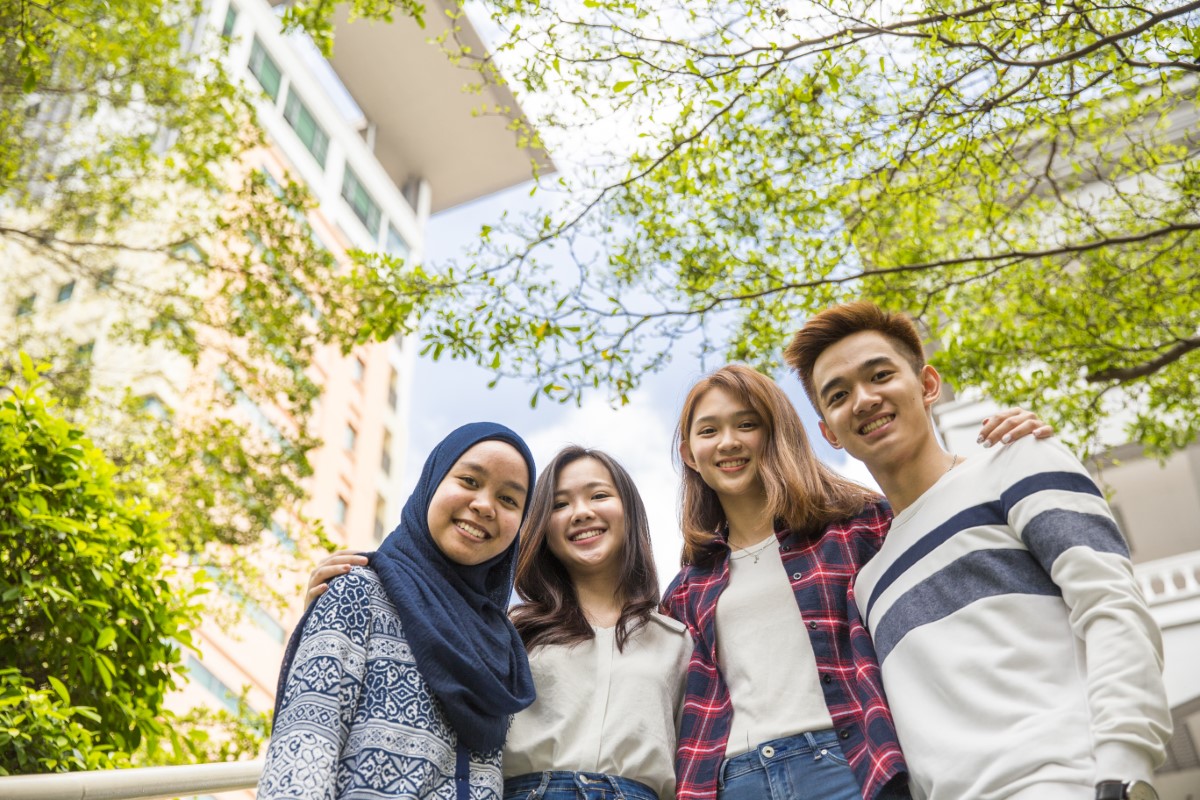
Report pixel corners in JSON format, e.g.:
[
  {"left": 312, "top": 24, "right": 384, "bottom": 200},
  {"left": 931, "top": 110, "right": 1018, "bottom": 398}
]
[
  {"left": 569, "top": 528, "right": 605, "bottom": 542},
  {"left": 717, "top": 458, "right": 748, "bottom": 470},
  {"left": 860, "top": 415, "right": 894, "bottom": 435},
  {"left": 455, "top": 519, "right": 490, "bottom": 541}
]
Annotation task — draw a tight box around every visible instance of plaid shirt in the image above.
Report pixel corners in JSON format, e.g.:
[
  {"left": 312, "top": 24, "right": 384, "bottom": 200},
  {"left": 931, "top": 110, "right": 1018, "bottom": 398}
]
[{"left": 661, "top": 501, "right": 909, "bottom": 800}]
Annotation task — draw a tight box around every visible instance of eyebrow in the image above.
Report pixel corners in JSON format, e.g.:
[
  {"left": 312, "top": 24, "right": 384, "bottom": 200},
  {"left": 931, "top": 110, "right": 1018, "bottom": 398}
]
[
  {"left": 818, "top": 355, "right": 897, "bottom": 399},
  {"left": 459, "top": 461, "right": 528, "bottom": 496},
  {"left": 692, "top": 409, "right": 759, "bottom": 425},
  {"left": 553, "top": 480, "right": 614, "bottom": 496}
]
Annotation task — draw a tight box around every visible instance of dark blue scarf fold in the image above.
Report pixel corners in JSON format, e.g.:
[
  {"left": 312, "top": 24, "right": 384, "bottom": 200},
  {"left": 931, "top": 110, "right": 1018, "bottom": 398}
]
[{"left": 275, "top": 422, "right": 536, "bottom": 754}]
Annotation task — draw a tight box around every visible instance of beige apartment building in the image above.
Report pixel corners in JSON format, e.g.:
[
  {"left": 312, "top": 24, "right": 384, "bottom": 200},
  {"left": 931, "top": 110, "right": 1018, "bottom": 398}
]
[{"left": 1, "top": 0, "right": 543, "bottom": 779}]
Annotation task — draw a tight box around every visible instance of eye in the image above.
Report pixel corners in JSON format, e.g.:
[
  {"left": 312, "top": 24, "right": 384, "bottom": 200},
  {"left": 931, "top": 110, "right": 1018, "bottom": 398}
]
[
  {"left": 458, "top": 475, "right": 479, "bottom": 488},
  {"left": 826, "top": 390, "right": 847, "bottom": 406},
  {"left": 872, "top": 369, "right": 894, "bottom": 382},
  {"left": 696, "top": 425, "right": 716, "bottom": 436},
  {"left": 737, "top": 420, "right": 757, "bottom": 430},
  {"left": 592, "top": 491, "right": 611, "bottom": 501},
  {"left": 551, "top": 500, "right": 569, "bottom": 510},
  {"left": 499, "top": 494, "right": 521, "bottom": 509}
]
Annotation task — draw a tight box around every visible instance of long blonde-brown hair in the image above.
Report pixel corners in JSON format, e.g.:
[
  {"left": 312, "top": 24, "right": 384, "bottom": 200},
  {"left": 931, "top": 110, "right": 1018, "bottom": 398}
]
[{"left": 674, "top": 364, "right": 878, "bottom": 565}]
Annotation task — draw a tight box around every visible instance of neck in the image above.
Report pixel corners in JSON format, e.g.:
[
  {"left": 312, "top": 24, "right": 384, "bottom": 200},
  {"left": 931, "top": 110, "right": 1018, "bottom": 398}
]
[
  {"left": 868, "top": 438, "right": 959, "bottom": 516},
  {"left": 567, "top": 567, "right": 625, "bottom": 628},
  {"left": 719, "top": 487, "right": 774, "bottom": 549}
]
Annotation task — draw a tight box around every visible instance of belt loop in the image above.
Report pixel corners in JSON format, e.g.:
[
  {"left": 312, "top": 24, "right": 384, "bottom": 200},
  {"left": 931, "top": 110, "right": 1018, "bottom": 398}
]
[
  {"left": 605, "top": 773, "right": 626, "bottom": 799},
  {"left": 717, "top": 756, "right": 730, "bottom": 789},
  {"left": 804, "top": 731, "right": 822, "bottom": 760},
  {"left": 534, "top": 771, "right": 552, "bottom": 799}
]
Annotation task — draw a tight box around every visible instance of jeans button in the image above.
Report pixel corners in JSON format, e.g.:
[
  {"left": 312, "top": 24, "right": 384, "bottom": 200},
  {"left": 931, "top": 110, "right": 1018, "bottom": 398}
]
[{"left": 761, "top": 745, "right": 776, "bottom": 758}]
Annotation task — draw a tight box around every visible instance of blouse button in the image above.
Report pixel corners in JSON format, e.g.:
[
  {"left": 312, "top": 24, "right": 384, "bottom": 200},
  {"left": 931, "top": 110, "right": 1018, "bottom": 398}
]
[
  {"left": 839, "top": 729, "right": 851, "bottom": 740},
  {"left": 761, "top": 745, "right": 776, "bottom": 758},
  {"left": 808, "top": 621, "right": 818, "bottom": 630},
  {"left": 822, "top": 673, "right": 833, "bottom": 684}
]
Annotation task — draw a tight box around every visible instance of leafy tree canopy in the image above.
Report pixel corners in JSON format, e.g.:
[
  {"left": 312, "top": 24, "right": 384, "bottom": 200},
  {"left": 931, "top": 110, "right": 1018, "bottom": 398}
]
[{"left": 323, "top": 0, "right": 1200, "bottom": 457}]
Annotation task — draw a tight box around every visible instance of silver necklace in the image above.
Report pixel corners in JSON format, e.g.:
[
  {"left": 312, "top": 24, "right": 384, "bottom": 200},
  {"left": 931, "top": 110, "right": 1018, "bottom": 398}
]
[
  {"left": 729, "top": 535, "right": 777, "bottom": 564},
  {"left": 945, "top": 453, "right": 959, "bottom": 475}
]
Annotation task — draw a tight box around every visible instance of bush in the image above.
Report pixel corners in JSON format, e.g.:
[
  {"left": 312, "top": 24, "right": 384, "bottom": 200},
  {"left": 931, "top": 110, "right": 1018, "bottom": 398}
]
[{"left": 0, "top": 356, "right": 204, "bottom": 774}]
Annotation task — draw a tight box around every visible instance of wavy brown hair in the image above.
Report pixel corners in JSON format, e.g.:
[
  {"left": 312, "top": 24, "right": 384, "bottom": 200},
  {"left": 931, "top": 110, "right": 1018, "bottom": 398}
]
[
  {"left": 674, "top": 364, "right": 879, "bottom": 565},
  {"left": 510, "top": 447, "right": 659, "bottom": 653}
]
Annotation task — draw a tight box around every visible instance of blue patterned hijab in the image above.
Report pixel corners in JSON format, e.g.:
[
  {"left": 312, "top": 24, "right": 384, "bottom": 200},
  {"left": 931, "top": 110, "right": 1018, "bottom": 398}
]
[{"left": 369, "top": 422, "right": 536, "bottom": 751}]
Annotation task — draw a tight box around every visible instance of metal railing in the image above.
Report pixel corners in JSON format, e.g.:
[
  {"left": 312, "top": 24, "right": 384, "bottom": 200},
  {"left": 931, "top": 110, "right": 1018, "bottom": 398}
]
[{"left": 0, "top": 759, "right": 262, "bottom": 800}]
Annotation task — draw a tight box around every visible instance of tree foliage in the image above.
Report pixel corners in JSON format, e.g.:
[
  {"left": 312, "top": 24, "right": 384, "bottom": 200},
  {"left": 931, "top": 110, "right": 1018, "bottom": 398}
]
[
  {"left": 0, "top": 0, "right": 414, "bottom": 604},
  {"left": 0, "top": 358, "right": 204, "bottom": 774},
  {"left": 329, "top": 0, "right": 1199, "bottom": 456}
]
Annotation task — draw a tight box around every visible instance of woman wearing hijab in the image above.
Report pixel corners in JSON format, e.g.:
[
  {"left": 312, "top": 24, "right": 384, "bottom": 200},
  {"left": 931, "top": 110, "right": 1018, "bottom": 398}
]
[{"left": 258, "top": 422, "right": 537, "bottom": 800}]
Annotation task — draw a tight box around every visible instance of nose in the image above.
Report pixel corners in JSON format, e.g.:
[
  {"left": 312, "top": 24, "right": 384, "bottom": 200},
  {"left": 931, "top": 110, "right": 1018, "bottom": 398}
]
[
  {"left": 570, "top": 497, "right": 595, "bottom": 523},
  {"left": 851, "top": 384, "right": 880, "bottom": 415},
  {"left": 469, "top": 492, "right": 496, "bottom": 519},
  {"left": 717, "top": 426, "right": 739, "bottom": 451}
]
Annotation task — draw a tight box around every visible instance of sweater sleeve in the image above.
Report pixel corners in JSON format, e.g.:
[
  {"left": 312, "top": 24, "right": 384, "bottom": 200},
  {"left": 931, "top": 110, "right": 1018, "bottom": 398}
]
[
  {"left": 1002, "top": 440, "right": 1172, "bottom": 783},
  {"left": 258, "top": 570, "right": 372, "bottom": 800}
]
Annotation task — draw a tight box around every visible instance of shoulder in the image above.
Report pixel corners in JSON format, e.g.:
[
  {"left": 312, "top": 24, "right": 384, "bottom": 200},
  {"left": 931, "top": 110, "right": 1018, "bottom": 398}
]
[
  {"left": 309, "top": 566, "right": 391, "bottom": 622},
  {"left": 647, "top": 610, "right": 689, "bottom": 637}
]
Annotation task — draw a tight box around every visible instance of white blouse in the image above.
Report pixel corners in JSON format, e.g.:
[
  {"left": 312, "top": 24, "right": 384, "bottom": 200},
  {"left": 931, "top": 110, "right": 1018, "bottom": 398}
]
[{"left": 503, "top": 612, "right": 693, "bottom": 800}]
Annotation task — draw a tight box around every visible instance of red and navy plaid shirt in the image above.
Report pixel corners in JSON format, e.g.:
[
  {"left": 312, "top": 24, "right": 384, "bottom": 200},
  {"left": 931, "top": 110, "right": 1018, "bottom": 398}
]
[{"left": 661, "top": 500, "right": 909, "bottom": 800}]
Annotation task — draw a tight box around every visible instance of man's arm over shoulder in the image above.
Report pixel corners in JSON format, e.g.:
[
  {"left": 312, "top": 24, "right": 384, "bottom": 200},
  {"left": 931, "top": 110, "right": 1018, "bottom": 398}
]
[{"left": 998, "top": 439, "right": 1172, "bottom": 783}]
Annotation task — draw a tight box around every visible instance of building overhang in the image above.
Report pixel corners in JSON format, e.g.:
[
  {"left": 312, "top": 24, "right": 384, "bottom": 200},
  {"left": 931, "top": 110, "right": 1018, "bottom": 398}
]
[{"left": 319, "top": 1, "right": 553, "bottom": 213}]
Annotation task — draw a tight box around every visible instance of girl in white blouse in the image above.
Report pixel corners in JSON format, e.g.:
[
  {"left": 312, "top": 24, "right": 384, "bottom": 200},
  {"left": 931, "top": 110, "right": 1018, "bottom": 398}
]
[{"left": 503, "top": 446, "right": 692, "bottom": 800}]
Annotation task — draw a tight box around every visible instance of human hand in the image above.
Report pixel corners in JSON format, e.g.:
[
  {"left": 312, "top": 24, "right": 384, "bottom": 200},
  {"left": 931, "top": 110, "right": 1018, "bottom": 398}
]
[
  {"left": 305, "top": 550, "right": 369, "bottom": 607},
  {"left": 977, "top": 408, "right": 1054, "bottom": 448}
]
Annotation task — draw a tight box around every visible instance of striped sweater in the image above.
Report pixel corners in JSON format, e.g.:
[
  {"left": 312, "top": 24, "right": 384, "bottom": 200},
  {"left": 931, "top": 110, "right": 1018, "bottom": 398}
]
[{"left": 854, "top": 438, "right": 1171, "bottom": 800}]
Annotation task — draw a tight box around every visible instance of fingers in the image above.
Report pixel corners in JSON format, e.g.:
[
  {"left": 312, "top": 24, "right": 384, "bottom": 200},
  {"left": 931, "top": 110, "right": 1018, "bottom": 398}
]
[
  {"left": 304, "top": 550, "right": 369, "bottom": 608},
  {"left": 977, "top": 408, "right": 1054, "bottom": 448}
]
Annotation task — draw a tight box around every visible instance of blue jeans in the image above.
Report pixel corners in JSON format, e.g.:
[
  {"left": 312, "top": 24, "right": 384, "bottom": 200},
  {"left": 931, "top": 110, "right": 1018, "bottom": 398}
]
[
  {"left": 717, "top": 730, "right": 862, "bottom": 800},
  {"left": 503, "top": 771, "right": 659, "bottom": 800}
]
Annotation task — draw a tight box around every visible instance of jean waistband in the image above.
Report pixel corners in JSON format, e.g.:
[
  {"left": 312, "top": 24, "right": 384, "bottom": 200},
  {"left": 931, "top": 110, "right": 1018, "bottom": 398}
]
[
  {"left": 504, "top": 771, "right": 658, "bottom": 799},
  {"left": 719, "top": 729, "right": 843, "bottom": 782}
]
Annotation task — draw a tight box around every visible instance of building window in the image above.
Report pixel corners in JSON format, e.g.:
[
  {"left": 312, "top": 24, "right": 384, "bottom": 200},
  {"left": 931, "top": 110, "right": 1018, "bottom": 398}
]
[
  {"left": 387, "top": 368, "right": 399, "bottom": 411},
  {"left": 222, "top": 4, "right": 238, "bottom": 38},
  {"left": 73, "top": 341, "right": 94, "bottom": 365},
  {"left": 282, "top": 90, "right": 329, "bottom": 167},
  {"left": 341, "top": 166, "right": 381, "bottom": 237},
  {"left": 334, "top": 496, "right": 348, "bottom": 525},
  {"left": 15, "top": 294, "right": 35, "bottom": 317},
  {"left": 141, "top": 394, "right": 170, "bottom": 420},
  {"left": 56, "top": 281, "right": 75, "bottom": 303},
  {"left": 248, "top": 37, "right": 282, "bottom": 102},
  {"left": 373, "top": 496, "right": 387, "bottom": 543},
  {"left": 385, "top": 225, "right": 409, "bottom": 259},
  {"left": 381, "top": 430, "right": 392, "bottom": 475},
  {"left": 185, "top": 657, "right": 240, "bottom": 713},
  {"left": 343, "top": 423, "right": 357, "bottom": 452},
  {"left": 352, "top": 356, "right": 365, "bottom": 383}
]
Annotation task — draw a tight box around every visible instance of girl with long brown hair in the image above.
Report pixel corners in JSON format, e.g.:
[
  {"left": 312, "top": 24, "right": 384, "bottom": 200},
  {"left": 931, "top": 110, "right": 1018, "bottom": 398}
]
[{"left": 664, "top": 364, "right": 1046, "bottom": 800}]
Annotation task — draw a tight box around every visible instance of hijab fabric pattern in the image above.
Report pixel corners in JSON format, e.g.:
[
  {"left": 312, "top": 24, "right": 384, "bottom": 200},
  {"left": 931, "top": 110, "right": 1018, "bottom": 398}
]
[{"left": 369, "top": 421, "right": 536, "bottom": 752}]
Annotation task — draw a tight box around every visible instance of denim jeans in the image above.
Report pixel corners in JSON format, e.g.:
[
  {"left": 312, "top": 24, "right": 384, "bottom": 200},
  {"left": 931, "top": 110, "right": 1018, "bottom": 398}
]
[
  {"left": 717, "top": 730, "right": 862, "bottom": 800},
  {"left": 503, "top": 771, "right": 659, "bottom": 800}
]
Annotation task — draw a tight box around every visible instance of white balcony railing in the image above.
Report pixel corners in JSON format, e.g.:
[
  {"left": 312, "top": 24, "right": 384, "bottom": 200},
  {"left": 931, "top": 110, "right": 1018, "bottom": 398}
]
[
  {"left": 1135, "top": 550, "right": 1200, "bottom": 607},
  {"left": 0, "top": 759, "right": 262, "bottom": 800}
]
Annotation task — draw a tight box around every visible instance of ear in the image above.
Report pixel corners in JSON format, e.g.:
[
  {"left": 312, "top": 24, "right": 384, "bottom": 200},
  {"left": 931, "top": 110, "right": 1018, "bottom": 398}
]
[
  {"left": 679, "top": 439, "right": 698, "bottom": 471},
  {"left": 920, "top": 364, "right": 942, "bottom": 409},
  {"left": 819, "top": 419, "right": 842, "bottom": 450}
]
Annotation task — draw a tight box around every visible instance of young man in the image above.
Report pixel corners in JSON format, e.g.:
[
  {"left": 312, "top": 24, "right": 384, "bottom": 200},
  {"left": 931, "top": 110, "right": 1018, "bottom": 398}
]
[{"left": 785, "top": 301, "right": 1171, "bottom": 800}]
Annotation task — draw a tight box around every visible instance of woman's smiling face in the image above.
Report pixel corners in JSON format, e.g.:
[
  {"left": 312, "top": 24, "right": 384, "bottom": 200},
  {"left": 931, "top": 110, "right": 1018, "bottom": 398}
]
[
  {"left": 546, "top": 457, "right": 628, "bottom": 578},
  {"left": 426, "top": 440, "right": 529, "bottom": 565}
]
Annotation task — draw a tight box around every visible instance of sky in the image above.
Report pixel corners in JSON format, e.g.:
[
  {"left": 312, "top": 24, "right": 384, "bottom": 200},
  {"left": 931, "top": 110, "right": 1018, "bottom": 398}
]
[{"left": 402, "top": 186, "right": 879, "bottom": 585}]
